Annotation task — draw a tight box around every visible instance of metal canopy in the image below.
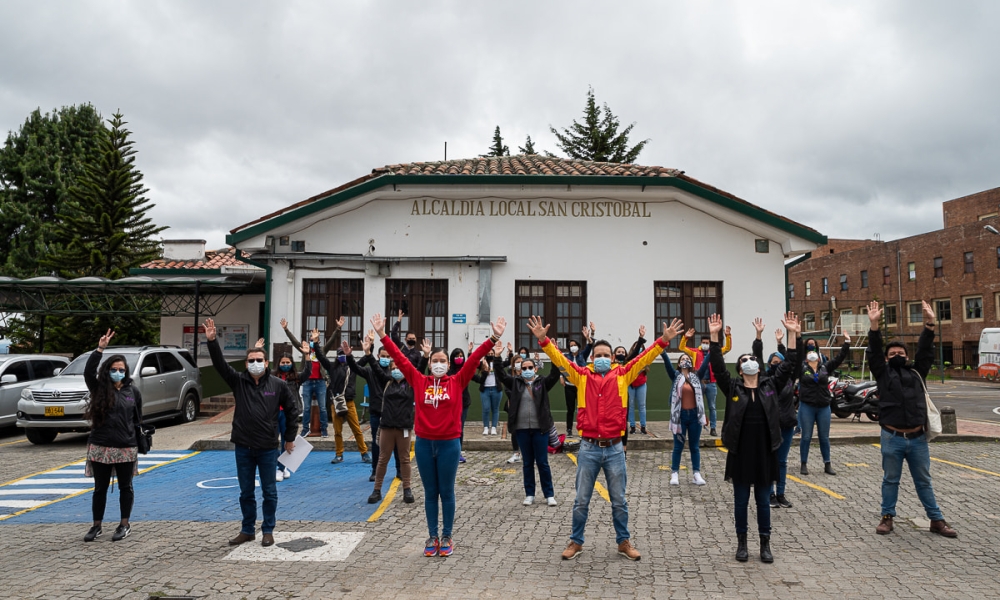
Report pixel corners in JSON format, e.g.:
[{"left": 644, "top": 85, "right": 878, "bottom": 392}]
[{"left": 0, "top": 276, "right": 264, "bottom": 317}]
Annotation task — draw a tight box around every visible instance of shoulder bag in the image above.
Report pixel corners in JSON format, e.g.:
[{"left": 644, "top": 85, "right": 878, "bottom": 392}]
[
  {"left": 132, "top": 401, "right": 155, "bottom": 454},
  {"left": 913, "top": 370, "right": 942, "bottom": 441},
  {"left": 331, "top": 368, "right": 350, "bottom": 418}
]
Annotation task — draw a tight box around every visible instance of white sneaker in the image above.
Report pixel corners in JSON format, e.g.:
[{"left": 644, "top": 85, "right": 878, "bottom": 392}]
[
  {"left": 523, "top": 496, "right": 534, "bottom": 505},
  {"left": 507, "top": 453, "right": 521, "bottom": 463},
  {"left": 483, "top": 427, "right": 490, "bottom": 435},
  {"left": 692, "top": 472, "right": 707, "bottom": 486},
  {"left": 490, "top": 427, "right": 497, "bottom": 435},
  {"left": 546, "top": 497, "right": 557, "bottom": 507},
  {"left": 669, "top": 472, "right": 679, "bottom": 485},
  {"left": 275, "top": 469, "right": 284, "bottom": 482},
  {"left": 283, "top": 468, "right": 292, "bottom": 479}
]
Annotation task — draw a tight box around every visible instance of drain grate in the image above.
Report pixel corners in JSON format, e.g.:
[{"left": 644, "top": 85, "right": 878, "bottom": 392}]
[{"left": 277, "top": 536, "right": 328, "bottom": 552}]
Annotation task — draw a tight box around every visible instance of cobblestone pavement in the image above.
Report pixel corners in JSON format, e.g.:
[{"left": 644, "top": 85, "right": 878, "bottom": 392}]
[{"left": 1, "top": 439, "right": 998, "bottom": 599}]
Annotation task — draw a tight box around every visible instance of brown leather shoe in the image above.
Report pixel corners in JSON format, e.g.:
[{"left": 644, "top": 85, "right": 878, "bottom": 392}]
[
  {"left": 617, "top": 539, "right": 641, "bottom": 561},
  {"left": 261, "top": 533, "right": 275, "bottom": 547},
  {"left": 930, "top": 520, "right": 957, "bottom": 538},
  {"left": 228, "top": 532, "right": 255, "bottom": 546},
  {"left": 876, "top": 515, "right": 893, "bottom": 535},
  {"left": 561, "top": 541, "right": 583, "bottom": 560}
]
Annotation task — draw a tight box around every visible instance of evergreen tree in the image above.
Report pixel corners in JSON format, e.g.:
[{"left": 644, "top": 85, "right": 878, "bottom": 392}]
[
  {"left": 0, "top": 104, "right": 105, "bottom": 277},
  {"left": 518, "top": 135, "right": 537, "bottom": 155},
  {"left": 549, "top": 87, "right": 649, "bottom": 163},
  {"left": 482, "top": 126, "right": 510, "bottom": 157}
]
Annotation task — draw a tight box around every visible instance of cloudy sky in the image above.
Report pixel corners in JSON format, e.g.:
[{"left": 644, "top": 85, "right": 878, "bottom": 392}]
[{"left": 3, "top": 1, "right": 999, "bottom": 250}]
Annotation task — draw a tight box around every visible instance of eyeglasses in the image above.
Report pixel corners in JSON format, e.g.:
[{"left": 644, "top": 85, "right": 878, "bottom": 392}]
[
  {"left": 738, "top": 357, "right": 752, "bottom": 364},
  {"left": 247, "top": 358, "right": 265, "bottom": 363},
  {"left": 110, "top": 368, "right": 126, "bottom": 374}
]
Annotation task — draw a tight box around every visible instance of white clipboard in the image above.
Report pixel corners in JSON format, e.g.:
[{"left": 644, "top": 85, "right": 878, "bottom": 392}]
[{"left": 277, "top": 435, "right": 313, "bottom": 473}]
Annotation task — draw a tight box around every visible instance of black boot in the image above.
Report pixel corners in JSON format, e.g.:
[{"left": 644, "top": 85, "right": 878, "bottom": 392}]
[
  {"left": 760, "top": 535, "right": 773, "bottom": 563},
  {"left": 735, "top": 533, "right": 748, "bottom": 562},
  {"left": 800, "top": 462, "right": 808, "bottom": 475},
  {"left": 367, "top": 489, "right": 382, "bottom": 504},
  {"left": 824, "top": 462, "right": 837, "bottom": 476}
]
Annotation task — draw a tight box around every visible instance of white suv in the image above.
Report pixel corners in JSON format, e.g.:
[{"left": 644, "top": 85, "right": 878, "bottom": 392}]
[{"left": 0, "top": 355, "right": 71, "bottom": 427}]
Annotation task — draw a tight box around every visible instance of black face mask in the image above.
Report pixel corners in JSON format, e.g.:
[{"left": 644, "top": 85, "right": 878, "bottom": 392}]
[
  {"left": 406, "top": 339, "right": 416, "bottom": 347},
  {"left": 616, "top": 354, "right": 627, "bottom": 363},
  {"left": 888, "top": 355, "right": 907, "bottom": 369}
]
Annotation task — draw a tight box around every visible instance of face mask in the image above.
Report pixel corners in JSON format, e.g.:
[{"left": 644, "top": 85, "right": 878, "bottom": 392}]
[
  {"left": 454, "top": 356, "right": 465, "bottom": 365},
  {"left": 109, "top": 371, "right": 125, "bottom": 383},
  {"left": 521, "top": 369, "right": 535, "bottom": 380},
  {"left": 806, "top": 352, "right": 820, "bottom": 363},
  {"left": 519, "top": 353, "right": 527, "bottom": 359},
  {"left": 700, "top": 343, "right": 709, "bottom": 351},
  {"left": 378, "top": 357, "right": 390, "bottom": 368},
  {"left": 678, "top": 357, "right": 693, "bottom": 370},
  {"left": 247, "top": 361, "right": 266, "bottom": 376},
  {"left": 616, "top": 354, "right": 627, "bottom": 363},
  {"left": 337, "top": 355, "right": 346, "bottom": 363},
  {"left": 740, "top": 360, "right": 759, "bottom": 376},
  {"left": 888, "top": 355, "right": 907, "bottom": 369},
  {"left": 391, "top": 368, "right": 404, "bottom": 381},
  {"left": 406, "top": 339, "right": 416, "bottom": 347},
  {"left": 594, "top": 357, "right": 612, "bottom": 373},
  {"left": 569, "top": 345, "right": 578, "bottom": 353},
  {"left": 430, "top": 362, "right": 448, "bottom": 377},
  {"left": 769, "top": 362, "right": 781, "bottom": 372},
  {"left": 279, "top": 364, "right": 292, "bottom": 372}
]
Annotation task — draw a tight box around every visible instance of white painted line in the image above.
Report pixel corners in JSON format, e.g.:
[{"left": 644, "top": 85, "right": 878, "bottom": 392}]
[
  {"left": 223, "top": 532, "right": 365, "bottom": 562},
  {"left": 140, "top": 454, "right": 193, "bottom": 459},
  {"left": 993, "top": 407, "right": 1000, "bottom": 416},
  {"left": 33, "top": 469, "right": 86, "bottom": 476},
  {"left": 0, "top": 500, "right": 47, "bottom": 509},
  {"left": 10, "top": 478, "right": 92, "bottom": 485},
  {"left": 137, "top": 460, "right": 169, "bottom": 465},
  {"left": 0, "top": 488, "right": 90, "bottom": 496}
]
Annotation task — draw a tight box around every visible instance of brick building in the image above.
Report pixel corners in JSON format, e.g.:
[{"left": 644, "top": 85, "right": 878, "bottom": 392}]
[{"left": 787, "top": 186, "right": 1000, "bottom": 368}]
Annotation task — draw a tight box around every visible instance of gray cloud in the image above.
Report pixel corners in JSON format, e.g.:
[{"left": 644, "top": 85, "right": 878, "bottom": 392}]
[{"left": 2, "top": 0, "right": 998, "bottom": 248}]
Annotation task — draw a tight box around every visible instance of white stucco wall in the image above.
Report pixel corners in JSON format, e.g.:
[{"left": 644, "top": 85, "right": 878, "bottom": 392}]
[{"left": 160, "top": 294, "right": 263, "bottom": 366}]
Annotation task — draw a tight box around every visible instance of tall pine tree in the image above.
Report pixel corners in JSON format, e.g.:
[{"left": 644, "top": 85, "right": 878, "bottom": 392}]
[
  {"left": 549, "top": 87, "right": 649, "bottom": 163},
  {"left": 481, "top": 126, "right": 510, "bottom": 157},
  {"left": 518, "top": 135, "right": 537, "bottom": 155}
]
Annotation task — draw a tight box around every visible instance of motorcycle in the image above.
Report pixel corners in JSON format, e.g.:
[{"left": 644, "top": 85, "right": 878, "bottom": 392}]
[{"left": 831, "top": 379, "right": 879, "bottom": 422}]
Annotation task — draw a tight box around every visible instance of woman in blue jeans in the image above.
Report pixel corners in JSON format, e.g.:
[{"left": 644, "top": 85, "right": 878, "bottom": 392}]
[
  {"left": 663, "top": 350, "right": 711, "bottom": 485},
  {"left": 754, "top": 327, "right": 801, "bottom": 509},
  {"left": 796, "top": 333, "right": 850, "bottom": 476},
  {"left": 477, "top": 350, "right": 503, "bottom": 435}
]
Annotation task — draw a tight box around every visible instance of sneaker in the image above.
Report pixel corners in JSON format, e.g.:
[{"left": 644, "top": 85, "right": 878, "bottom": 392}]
[
  {"left": 424, "top": 536, "right": 440, "bottom": 557},
  {"left": 523, "top": 496, "right": 534, "bottom": 506},
  {"left": 321, "top": 431, "right": 329, "bottom": 438},
  {"left": 546, "top": 497, "right": 557, "bottom": 507},
  {"left": 361, "top": 451, "right": 372, "bottom": 463},
  {"left": 630, "top": 426, "right": 636, "bottom": 434},
  {"left": 669, "top": 472, "right": 679, "bottom": 485},
  {"left": 403, "top": 488, "right": 414, "bottom": 503},
  {"left": 490, "top": 427, "right": 497, "bottom": 435},
  {"left": 710, "top": 428, "right": 717, "bottom": 437},
  {"left": 283, "top": 468, "right": 292, "bottom": 479},
  {"left": 84, "top": 525, "right": 102, "bottom": 542},
  {"left": 439, "top": 537, "right": 454, "bottom": 557},
  {"left": 459, "top": 454, "right": 466, "bottom": 464},
  {"left": 691, "top": 472, "right": 707, "bottom": 486},
  {"left": 111, "top": 524, "right": 131, "bottom": 542},
  {"left": 507, "top": 453, "right": 521, "bottom": 463},
  {"left": 367, "top": 489, "right": 382, "bottom": 504},
  {"left": 369, "top": 473, "right": 376, "bottom": 482},
  {"left": 769, "top": 493, "right": 779, "bottom": 508},
  {"left": 617, "top": 539, "right": 641, "bottom": 561},
  {"left": 483, "top": 427, "right": 490, "bottom": 435},
  {"left": 275, "top": 469, "right": 284, "bottom": 482},
  {"left": 776, "top": 494, "right": 793, "bottom": 509},
  {"left": 301, "top": 428, "right": 310, "bottom": 437},
  {"left": 331, "top": 455, "right": 344, "bottom": 464},
  {"left": 640, "top": 426, "right": 647, "bottom": 434},
  {"left": 876, "top": 515, "right": 894, "bottom": 535},
  {"left": 561, "top": 541, "right": 583, "bottom": 560}
]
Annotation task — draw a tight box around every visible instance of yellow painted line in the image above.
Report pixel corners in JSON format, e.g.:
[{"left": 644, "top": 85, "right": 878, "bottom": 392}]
[
  {"left": 368, "top": 449, "right": 415, "bottom": 523},
  {"left": 929, "top": 457, "right": 1000, "bottom": 478},
  {"left": 0, "top": 451, "right": 199, "bottom": 522},
  {"left": 0, "top": 438, "right": 28, "bottom": 448},
  {"left": 715, "top": 447, "right": 844, "bottom": 500},
  {"left": 565, "top": 452, "right": 610, "bottom": 502}
]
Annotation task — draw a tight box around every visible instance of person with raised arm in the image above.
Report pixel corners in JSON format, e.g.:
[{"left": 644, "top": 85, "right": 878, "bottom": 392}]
[
  {"left": 867, "top": 300, "right": 956, "bottom": 538},
  {"left": 561, "top": 322, "right": 595, "bottom": 435},
  {"left": 531, "top": 315, "right": 684, "bottom": 562},
  {"left": 662, "top": 342, "right": 712, "bottom": 486},
  {"left": 796, "top": 326, "right": 851, "bottom": 477},
  {"left": 204, "top": 318, "right": 299, "bottom": 548},
  {"left": 679, "top": 326, "right": 732, "bottom": 437},
  {"left": 372, "top": 312, "right": 506, "bottom": 558},
  {"left": 757, "top": 326, "right": 801, "bottom": 509},
  {"left": 709, "top": 313, "right": 797, "bottom": 564}
]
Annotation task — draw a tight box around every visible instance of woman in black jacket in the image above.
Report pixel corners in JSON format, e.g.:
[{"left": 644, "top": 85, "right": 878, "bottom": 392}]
[
  {"left": 709, "top": 314, "right": 798, "bottom": 564},
  {"left": 494, "top": 355, "right": 561, "bottom": 506},
  {"left": 83, "top": 329, "right": 143, "bottom": 543},
  {"left": 753, "top": 327, "right": 802, "bottom": 509},
  {"left": 363, "top": 355, "right": 416, "bottom": 506},
  {"left": 349, "top": 334, "right": 405, "bottom": 482},
  {"left": 796, "top": 332, "right": 850, "bottom": 476}
]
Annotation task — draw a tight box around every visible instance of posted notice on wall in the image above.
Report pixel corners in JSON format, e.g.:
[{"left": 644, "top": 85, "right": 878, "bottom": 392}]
[{"left": 183, "top": 324, "right": 250, "bottom": 357}]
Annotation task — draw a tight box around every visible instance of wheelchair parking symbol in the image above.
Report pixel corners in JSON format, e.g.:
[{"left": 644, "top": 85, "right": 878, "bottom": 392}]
[{"left": 197, "top": 477, "right": 259, "bottom": 489}]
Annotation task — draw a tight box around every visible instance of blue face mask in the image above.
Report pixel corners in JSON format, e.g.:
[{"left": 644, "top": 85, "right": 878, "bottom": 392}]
[
  {"left": 109, "top": 370, "right": 125, "bottom": 383},
  {"left": 593, "top": 357, "right": 612, "bottom": 373},
  {"left": 279, "top": 364, "right": 292, "bottom": 372},
  {"left": 390, "top": 369, "right": 404, "bottom": 381},
  {"left": 337, "top": 355, "right": 347, "bottom": 363},
  {"left": 379, "top": 357, "right": 390, "bottom": 368},
  {"left": 521, "top": 369, "right": 535, "bottom": 380},
  {"left": 519, "top": 353, "right": 527, "bottom": 359}
]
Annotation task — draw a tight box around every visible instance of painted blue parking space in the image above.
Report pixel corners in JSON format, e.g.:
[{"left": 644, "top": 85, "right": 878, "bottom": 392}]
[{"left": 3, "top": 450, "right": 382, "bottom": 524}]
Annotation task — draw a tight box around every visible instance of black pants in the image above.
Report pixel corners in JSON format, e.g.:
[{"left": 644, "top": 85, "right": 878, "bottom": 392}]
[
  {"left": 565, "top": 386, "right": 578, "bottom": 432},
  {"left": 92, "top": 461, "right": 135, "bottom": 522}
]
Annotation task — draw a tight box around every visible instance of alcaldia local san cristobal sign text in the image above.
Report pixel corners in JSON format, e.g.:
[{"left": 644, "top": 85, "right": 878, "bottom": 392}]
[{"left": 410, "top": 199, "right": 652, "bottom": 218}]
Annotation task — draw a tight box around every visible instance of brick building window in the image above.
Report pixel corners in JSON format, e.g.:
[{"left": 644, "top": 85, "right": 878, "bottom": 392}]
[
  {"left": 821, "top": 311, "right": 831, "bottom": 331},
  {"left": 908, "top": 262, "right": 916, "bottom": 280},
  {"left": 822, "top": 278, "right": 828, "bottom": 294},
  {"left": 883, "top": 266, "right": 891, "bottom": 285},
  {"left": 884, "top": 304, "right": 897, "bottom": 326},
  {"left": 965, "top": 251, "right": 974, "bottom": 273},
  {"left": 907, "top": 302, "right": 923, "bottom": 325},
  {"left": 964, "top": 296, "right": 983, "bottom": 321},
  {"left": 996, "top": 247, "right": 1000, "bottom": 268},
  {"left": 839, "top": 274, "right": 848, "bottom": 291},
  {"left": 935, "top": 299, "right": 952, "bottom": 323},
  {"left": 804, "top": 313, "right": 816, "bottom": 331},
  {"left": 788, "top": 283, "right": 794, "bottom": 299},
  {"left": 934, "top": 257, "right": 943, "bottom": 278},
  {"left": 860, "top": 270, "right": 868, "bottom": 288},
  {"left": 805, "top": 280, "right": 811, "bottom": 296}
]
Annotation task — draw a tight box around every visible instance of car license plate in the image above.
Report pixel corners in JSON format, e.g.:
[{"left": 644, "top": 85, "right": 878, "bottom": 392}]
[{"left": 44, "top": 406, "right": 64, "bottom": 417}]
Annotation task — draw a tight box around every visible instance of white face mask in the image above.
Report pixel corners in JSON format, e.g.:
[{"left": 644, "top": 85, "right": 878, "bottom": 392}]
[
  {"left": 247, "top": 361, "right": 266, "bottom": 376},
  {"left": 700, "top": 343, "right": 709, "bottom": 351},
  {"left": 806, "top": 351, "right": 820, "bottom": 363},
  {"left": 740, "top": 360, "right": 759, "bottom": 376},
  {"left": 430, "top": 362, "right": 448, "bottom": 377},
  {"left": 569, "top": 345, "right": 578, "bottom": 353}
]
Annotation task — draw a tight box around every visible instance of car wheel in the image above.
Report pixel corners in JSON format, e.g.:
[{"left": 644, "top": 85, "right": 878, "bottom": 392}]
[
  {"left": 180, "top": 392, "right": 199, "bottom": 423},
  {"left": 25, "top": 428, "right": 58, "bottom": 445}
]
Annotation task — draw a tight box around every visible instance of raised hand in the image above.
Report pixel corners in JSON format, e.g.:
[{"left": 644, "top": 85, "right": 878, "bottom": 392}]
[
  {"left": 581, "top": 325, "right": 590, "bottom": 340},
  {"left": 98, "top": 329, "right": 115, "bottom": 350},
  {"left": 752, "top": 318, "right": 765, "bottom": 337},
  {"left": 867, "top": 301, "right": 882, "bottom": 330},
  {"left": 468, "top": 341, "right": 474, "bottom": 353},
  {"left": 254, "top": 337, "right": 265, "bottom": 349},
  {"left": 336, "top": 316, "right": 345, "bottom": 329},
  {"left": 843, "top": 330, "right": 851, "bottom": 345},
  {"left": 725, "top": 325, "right": 732, "bottom": 337},
  {"left": 420, "top": 338, "right": 431, "bottom": 356},
  {"left": 922, "top": 300, "right": 935, "bottom": 323},
  {"left": 527, "top": 315, "right": 550, "bottom": 341},
  {"left": 775, "top": 328, "right": 784, "bottom": 343},
  {"left": 371, "top": 313, "right": 386, "bottom": 337},
  {"left": 781, "top": 311, "right": 800, "bottom": 334},
  {"left": 203, "top": 318, "right": 217, "bottom": 342},
  {"left": 397, "top": 309, "right": 404, "bottom": 322},
  {"left": 280, "top": 318, "right": 288, "bottom": 330},
  {"left": 311, "top": 328, "right": 320, "bottom": 342},
  {"left": 301, "top": 341, "right": 310, "bottom": 354},
  {"left": 661, "top": 318, "right": 684, "bottom": 343},
  {"left": 361, "top": 336, "right": 372, "bottom": 354},
  {"left": 506, "top": 342, "right": 512, "bottom": 353},
  {"left": 589, "top": 321, "right": 596, "bottom": 337},
  {"left": 707, "top": 314, "right": 723, "bottom": 335},
  {"left": 494, "top": 340, "right": 503, "bottom": 354},
  {"left": 491, "top": 316, "right": 507, "bottom": 338},
  {"left": 340, "top": 341, "right": 351, "bottom": 356},
  {"left": 684, "top": 328, "right": 695, "bottom": 339}
]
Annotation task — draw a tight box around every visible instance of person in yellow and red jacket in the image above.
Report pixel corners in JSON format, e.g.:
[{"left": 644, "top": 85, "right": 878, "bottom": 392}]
[
  {"left": 529, "top": 315, "right": 685, "bottom": 562},
  {"left": 679, "top": 326, "right": 732, "bottom": 436}
]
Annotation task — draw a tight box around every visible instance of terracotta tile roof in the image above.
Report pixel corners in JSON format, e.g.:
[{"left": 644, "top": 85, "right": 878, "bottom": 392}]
[
  {"left": 140, "top": 247, "right": 245, "bottom": 270},
  {"left": 372, "top": 155, "right": 683, "bottom": 177}
]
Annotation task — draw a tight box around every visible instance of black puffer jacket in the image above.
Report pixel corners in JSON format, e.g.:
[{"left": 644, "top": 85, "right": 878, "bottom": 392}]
[
  {"left": 379, "top": 376, "right": 416, "bottom": 430},
  {"left": 797, "top": 341, "right": 850, "bottom": 407},
  {"left": 869, "top": 327, "right": 934, "bottom": 430},
  {"left": 494, "top": 360, "right": 559, "bottom": 432},
  {"left": 348, "top": 354, "right": 387, "bottom": 415},
  {"left": 84, "top": 350, "right": 143, "bottom": 448},
  {"left": 327, "top": 359, "right": 358, "bottom": 401}
]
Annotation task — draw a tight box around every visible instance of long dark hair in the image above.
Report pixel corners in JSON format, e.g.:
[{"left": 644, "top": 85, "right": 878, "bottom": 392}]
[
  {"left": 278, "top": 352, "right": 298, "bottom": 383},
  {"left": 85, "top": 353, "right": 129, "bottom": 429}
]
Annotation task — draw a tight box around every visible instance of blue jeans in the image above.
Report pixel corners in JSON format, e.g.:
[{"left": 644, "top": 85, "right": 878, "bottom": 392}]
[
  {"left": 234, "top": 445, "right": 279, "bottom": 535},
  {"left": 277, "top": 411, "right": 288, "bottom": 470},
  {"left": 733, "top": 483, "right": 771, "bottom": 535},
  {"left": 300, "top": 378, "right": 328, "bottom": 435},
  {"left": 702, "top": 382, "right": 718, "bottom": 429},
  {"left": 772, "top": 426, "right": 796, "bottom": 495},
  {"left": 515, "top": 429, "right": 554, "bottom": 498},
  {"left": 628, "top": 383, "right": 647, "bottom": 428},
  {"left": 414, "top": 437, "right": 461, "bottom": 538},
  {"left": 671, "top": 408, "right": 702, "bottom": 472},
  {"left": 880, "top": 429, "right": 944, "bottom": 520},
  {"left": 799, "top": 403, "right": 831, "bottom": 463},
  {"left": 481, "top": 387, "right": 502, "bottom": 428},
  {"left": 571, "top": 439, "right": 629, "bottom": 545}
]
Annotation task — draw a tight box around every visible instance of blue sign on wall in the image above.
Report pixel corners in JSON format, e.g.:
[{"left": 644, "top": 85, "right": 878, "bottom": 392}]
[{"left": 452, "top": 313, "right": 467, "bottom": 324}]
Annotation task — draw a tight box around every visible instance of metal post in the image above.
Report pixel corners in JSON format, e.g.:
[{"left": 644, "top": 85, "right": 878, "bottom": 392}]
[
  {"left": 38, "top": 314, "right": 46, "bottom": 353},
  {"left": 192, "top": 280, "right": 201, "bottom": 361},
  {"left": 938, "top": 313, "right": 944, "bottom": 384}
]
